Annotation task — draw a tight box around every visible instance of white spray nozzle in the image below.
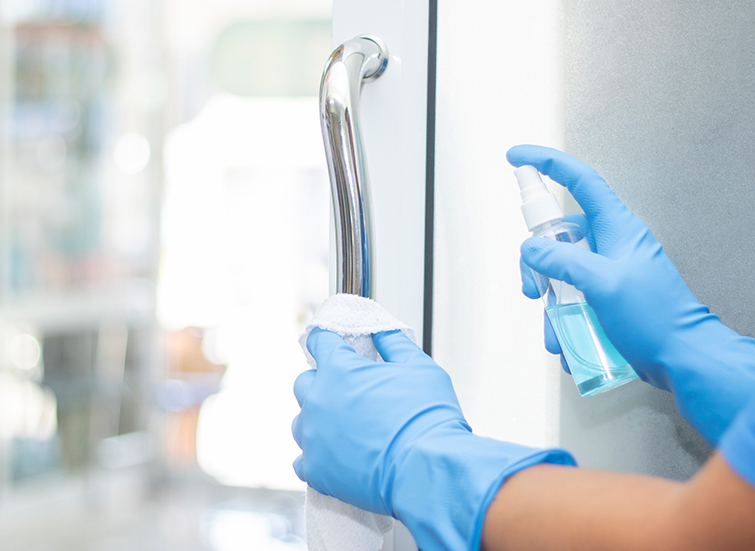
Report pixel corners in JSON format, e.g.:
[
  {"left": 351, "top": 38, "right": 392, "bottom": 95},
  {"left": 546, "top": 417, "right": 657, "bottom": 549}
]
[
  {"left": 514, "top": 165, "right": 548, "bottom": 200},
  {"left": 514, "top": 165, "right": 563, "bottom": 231}
]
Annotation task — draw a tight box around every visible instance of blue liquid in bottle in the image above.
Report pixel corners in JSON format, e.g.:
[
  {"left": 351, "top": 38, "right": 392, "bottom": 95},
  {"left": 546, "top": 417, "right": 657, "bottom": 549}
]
[
  {"left": 546, "top": 302, "right": 636, "bottom": 396},
  {"left": 515, "top": 164, "right": 637, "bottom": 396}
]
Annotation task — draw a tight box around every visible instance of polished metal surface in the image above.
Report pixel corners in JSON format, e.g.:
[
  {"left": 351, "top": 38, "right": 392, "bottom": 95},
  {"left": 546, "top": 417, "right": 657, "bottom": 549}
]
[{"left": 320, "top": 36, "right": 388, "bottom": 297}]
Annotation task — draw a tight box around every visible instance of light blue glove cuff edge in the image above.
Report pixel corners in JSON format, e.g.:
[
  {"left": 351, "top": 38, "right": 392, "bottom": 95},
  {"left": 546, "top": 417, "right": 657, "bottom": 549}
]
[
  {"left": 469, "top": 448, "right": 577, "bottom": 551},
  {"left": 391, "top": 430, "right": 577, "bottom": 551},
  {"left": 659, "top": 321, "right": 755, "bottom": 446}
]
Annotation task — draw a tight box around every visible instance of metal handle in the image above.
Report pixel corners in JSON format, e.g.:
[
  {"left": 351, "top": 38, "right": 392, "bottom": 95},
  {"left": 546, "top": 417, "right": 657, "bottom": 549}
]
[{"left": 320, "top": 35, "right": 389, "bottom": 297}]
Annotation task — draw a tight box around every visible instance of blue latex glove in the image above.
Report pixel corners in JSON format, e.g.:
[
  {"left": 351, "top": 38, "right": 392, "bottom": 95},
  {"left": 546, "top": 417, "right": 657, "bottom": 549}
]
[
  {"left": 293, "top": 327, "right": 574, "bottom": 551},
  {"left": 508, "top": 144, "right": 755, "bottom": 445}
]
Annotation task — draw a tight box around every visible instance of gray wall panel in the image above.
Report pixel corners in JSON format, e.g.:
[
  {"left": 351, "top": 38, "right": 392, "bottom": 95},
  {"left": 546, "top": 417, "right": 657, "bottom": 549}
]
[{"left": 560, "top": 0, "right": 755, "bottom": 478}]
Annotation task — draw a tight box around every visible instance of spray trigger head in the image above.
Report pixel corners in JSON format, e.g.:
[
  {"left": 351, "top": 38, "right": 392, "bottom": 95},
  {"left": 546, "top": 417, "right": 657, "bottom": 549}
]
[
  {"left": 514, "top": 165, "right": 548, "bottom": 201},
  {"left": 513, "top": 165, "right": 564, "bottom": 231}
]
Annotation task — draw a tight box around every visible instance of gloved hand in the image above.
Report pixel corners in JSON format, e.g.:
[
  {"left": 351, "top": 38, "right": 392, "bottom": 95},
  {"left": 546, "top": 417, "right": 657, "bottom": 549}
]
[
  {"left": 293, "top": 327, "right": 574, "bottom": 551},
  {"left": 508, "top": 144, "right": 755, "bottom": 445}
]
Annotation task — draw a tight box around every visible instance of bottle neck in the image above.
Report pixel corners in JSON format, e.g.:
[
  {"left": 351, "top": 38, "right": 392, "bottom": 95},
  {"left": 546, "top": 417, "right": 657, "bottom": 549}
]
[{"left": 530, "top": 217, "right": 566, "bottom": 237}]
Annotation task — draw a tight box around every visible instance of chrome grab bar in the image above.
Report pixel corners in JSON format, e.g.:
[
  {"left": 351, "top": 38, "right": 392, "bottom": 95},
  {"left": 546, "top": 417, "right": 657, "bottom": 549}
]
[{"left": 320, "top": 35, "right": 389, "bottom": 297}]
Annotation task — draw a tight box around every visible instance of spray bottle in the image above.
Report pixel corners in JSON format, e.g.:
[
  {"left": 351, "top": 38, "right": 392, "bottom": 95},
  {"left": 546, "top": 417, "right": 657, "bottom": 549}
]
[{"left": 514, "top": 165, "right": 637, "bottom": 396}]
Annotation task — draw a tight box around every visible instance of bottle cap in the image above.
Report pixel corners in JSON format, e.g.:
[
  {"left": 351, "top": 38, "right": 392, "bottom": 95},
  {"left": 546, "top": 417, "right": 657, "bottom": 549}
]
[{"left": 514, "top": 165, "right": 564, "bottom": 231}]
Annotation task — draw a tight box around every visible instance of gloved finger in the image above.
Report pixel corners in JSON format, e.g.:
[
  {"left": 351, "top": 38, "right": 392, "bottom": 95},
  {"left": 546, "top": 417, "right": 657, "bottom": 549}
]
[
  {"left": 563, "top": 213, "right": 589, "bottom": 235},
  {"left": 560, "top": 354, "right": 571, "bottom": 375},
  {"left": 520, "top": 256, "right": 544, "bottom": 299},
  {"left": 373, "top": 330, "right": 428, "bottom": 364},
  {"left": 563, "top": 213, "right": 595, "bottom": 256},
  {"left": 544, "top": 311, "right": 561, "bottom": 355},
  {"left": 293, "top": 454, "right": 307, "bottom": 482},
  {"left": 506, "top": 146, "right": 648, "bottom": 256},
  {"left": 294, "top": 369, "right": 316, "bottom": 407},
  {"left": 307, "top": 327, "right": 364, "bottom": 373},
  {"left": 291, "top": 413, "right": 303, "bottom": 448},
  {"left": 506, "top": 145, "right": 626, "bottom": 221},
  {"left": 521, "top": 236, "right": 612, "bottom": 293}
]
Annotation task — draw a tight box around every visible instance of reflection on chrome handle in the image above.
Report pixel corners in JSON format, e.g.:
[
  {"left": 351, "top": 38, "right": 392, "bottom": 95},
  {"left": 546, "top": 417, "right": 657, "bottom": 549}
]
[{"left": 320, "top": 35, "right": 389, "bottom": 298}]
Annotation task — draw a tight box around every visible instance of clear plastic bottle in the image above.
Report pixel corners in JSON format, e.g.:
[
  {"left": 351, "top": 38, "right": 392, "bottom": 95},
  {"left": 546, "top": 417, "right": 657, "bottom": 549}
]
[{"left": 514, "top": 166, "right": 637, "bottom": 396}]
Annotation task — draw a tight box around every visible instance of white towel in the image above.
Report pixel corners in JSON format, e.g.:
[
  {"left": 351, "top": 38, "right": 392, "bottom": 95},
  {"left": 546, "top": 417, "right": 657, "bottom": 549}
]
[{"left": 298, "top": 294, "right": 416, "bottom": 551}]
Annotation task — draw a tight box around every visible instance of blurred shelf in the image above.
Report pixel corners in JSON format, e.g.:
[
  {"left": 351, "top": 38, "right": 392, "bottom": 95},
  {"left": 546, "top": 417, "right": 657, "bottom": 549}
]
[{"left": 0, "top": 280, "right": 156, "bottom": 332}]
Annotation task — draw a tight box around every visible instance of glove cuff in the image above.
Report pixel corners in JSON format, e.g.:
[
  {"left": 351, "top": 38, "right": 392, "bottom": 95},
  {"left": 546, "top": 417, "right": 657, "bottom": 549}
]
[
  {"left": 659, "top": 317, "right": 755, "bottom": 446},
  {"left": 390, "top": 428, "right": 575, "bottom": 551}
]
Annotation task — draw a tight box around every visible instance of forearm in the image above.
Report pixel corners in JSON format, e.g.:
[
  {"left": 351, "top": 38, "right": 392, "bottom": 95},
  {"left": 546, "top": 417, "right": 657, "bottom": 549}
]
[
  {"left": 482, "top": 464, "right": 681, "bottom": 551},
  {"left": 482, "top": 452, "right": 755, "bottom": 551}
]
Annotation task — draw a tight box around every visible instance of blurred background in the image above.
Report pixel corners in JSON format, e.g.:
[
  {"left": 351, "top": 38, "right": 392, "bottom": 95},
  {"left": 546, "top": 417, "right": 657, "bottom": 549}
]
[{"left": 0, "top": 0, "right": 332, "bottom": 549}]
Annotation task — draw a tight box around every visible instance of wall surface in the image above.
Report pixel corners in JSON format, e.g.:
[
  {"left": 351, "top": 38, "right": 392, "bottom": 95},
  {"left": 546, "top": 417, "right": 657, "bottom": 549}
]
[{"left": 559, "top": 0, "right": 755, "bottom": 478}]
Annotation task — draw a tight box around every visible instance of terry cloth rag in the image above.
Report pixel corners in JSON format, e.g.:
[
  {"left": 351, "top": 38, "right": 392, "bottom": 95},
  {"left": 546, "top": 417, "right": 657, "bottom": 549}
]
[{"left": 298, "top": 294, "right": 417, "bottom": 551}]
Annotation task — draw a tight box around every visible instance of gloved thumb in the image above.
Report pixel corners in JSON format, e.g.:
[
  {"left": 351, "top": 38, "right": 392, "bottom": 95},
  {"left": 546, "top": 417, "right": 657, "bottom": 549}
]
[
  {"left": 520, "top": 236, "right": 612, "bottom": 293},
  {"left": 373, "top": 330, "right": 428, "bottom": 364}
]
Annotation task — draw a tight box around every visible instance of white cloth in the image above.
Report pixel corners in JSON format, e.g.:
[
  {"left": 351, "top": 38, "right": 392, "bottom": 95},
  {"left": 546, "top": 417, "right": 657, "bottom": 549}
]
[{"left": 298, "top": 294, "right": 416, "bottom": 551}]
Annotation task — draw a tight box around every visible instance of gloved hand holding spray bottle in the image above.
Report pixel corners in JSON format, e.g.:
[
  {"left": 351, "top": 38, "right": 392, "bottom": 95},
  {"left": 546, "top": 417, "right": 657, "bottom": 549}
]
[{"left": 514, "top": 165, "right": 637, "bottom": 396}]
